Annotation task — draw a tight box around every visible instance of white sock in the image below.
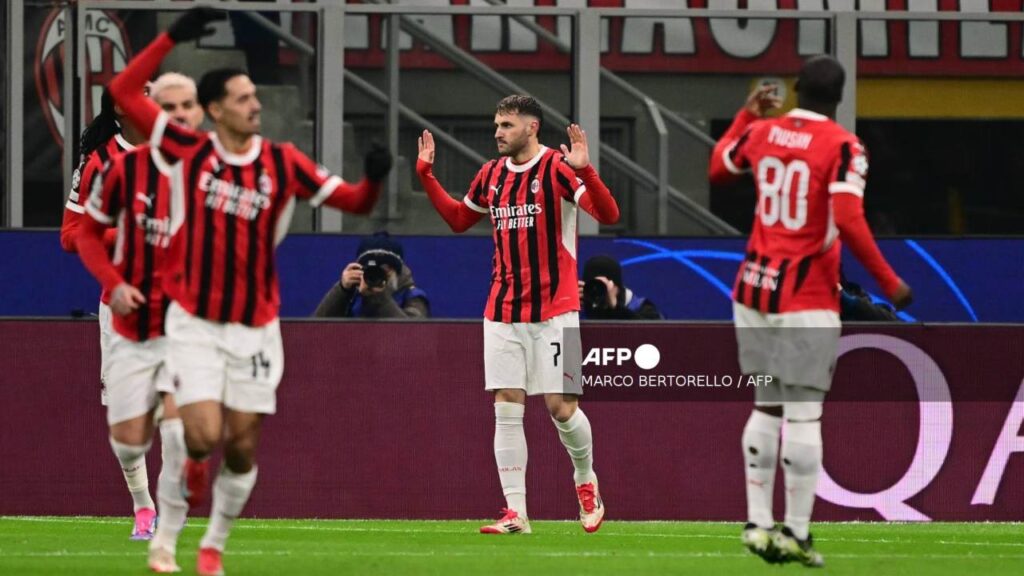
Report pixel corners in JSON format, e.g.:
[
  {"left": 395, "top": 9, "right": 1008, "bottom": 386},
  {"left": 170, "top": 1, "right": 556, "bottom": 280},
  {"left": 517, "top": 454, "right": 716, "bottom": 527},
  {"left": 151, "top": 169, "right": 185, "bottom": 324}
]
[
  {"left": 151, "top": 419, "right": 188, "bottom": 554},
  {"left": 742, "top": 410, "right": 782, "bottom": 529},
  {"left": 553, "top": 407, "right": 596, "bottom": 485},
  {"left": 494, "top": 402, "right": 528, "bottom": 517},
  {"left": 782, "top": 420, "right": 822, "bottom": 540},
  {"left": 109, "top": 437, "right": 155, "bottom": 513},
  {"left": 199, "top": 466, "right": 258, "bottom": 552}
]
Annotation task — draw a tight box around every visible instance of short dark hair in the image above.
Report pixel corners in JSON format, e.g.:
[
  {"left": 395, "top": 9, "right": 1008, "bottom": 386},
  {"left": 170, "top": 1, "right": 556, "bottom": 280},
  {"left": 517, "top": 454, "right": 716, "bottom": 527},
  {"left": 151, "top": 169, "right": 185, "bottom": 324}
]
[
  {"left": 796, "top": 55, "right": 845, "bottom": 105},
  {"left": 496, "top": 95, "right": 543, "bottom": 129},
  {"left": 197, "top": 67, "right": 248, "bottom": 108}
]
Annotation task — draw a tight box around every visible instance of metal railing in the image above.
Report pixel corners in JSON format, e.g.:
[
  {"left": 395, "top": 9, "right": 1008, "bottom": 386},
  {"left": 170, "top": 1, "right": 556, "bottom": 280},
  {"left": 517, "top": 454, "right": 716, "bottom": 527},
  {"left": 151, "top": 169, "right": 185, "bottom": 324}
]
[{"left": 6, "top": 3, "right": 1024, "bottom": 233}]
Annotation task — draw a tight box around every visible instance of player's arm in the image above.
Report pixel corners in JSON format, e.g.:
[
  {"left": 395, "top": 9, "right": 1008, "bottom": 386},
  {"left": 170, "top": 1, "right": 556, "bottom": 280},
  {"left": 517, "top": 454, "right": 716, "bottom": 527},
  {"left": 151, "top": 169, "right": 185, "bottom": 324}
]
[
  {"left": 559, "top": 124, "right": 619, "bottom": 225},
  {"left": 709, "top": 85, "right": 781, "bottom": 185},
  {"left": 62, "top": 155, "right": 118, "bottom": 252},
  {"left": 76, "top": 160, "right": 145, "bottom": 315},
  {"left": 109, "top": 8, "right": 220, "bottom": 153},
  {"left": 830, "top": 141, "right": 913, "bottom": 309},
  {"left": 415, "top": 130, "right": 486, "bottom": 233},
  {"left": 289, "top": 144, "right": 390, "bottom": 214}
]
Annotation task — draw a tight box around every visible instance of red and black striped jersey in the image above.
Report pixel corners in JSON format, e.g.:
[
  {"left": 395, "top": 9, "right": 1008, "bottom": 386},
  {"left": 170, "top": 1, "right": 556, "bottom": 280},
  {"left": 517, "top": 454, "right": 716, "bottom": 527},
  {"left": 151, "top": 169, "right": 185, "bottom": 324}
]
[
  {"left": 718, "top": 109, "right": 869, "bottom": 313},
  {"left": 464, "top": 146, "right": 586, "bottom": 323},
  {"left": 62, "top": 134, "right": 134, "bottom": 302},
  {"left": 85, "top": 146, "right": 178, "bottom": 342},
  {"left": 149, "top": 112, "right": 347, "bottom": 327}
]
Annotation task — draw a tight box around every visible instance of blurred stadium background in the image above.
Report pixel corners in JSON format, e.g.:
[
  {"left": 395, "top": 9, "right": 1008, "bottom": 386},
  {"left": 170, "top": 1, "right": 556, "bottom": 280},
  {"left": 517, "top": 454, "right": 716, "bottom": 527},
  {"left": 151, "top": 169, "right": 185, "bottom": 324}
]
[{"left": 1, "top": 1, "right": 1022, "bottom": 574}]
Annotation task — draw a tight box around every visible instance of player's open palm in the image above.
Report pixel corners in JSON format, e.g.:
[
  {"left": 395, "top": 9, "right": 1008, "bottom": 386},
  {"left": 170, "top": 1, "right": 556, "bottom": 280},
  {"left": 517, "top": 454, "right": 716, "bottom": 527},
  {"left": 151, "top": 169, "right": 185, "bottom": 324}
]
[
  {"left": 110, "top": 283, "right": 146, "bottom": 316},
  {"left": 418, "top": 130, "right": 435, "bottom": 165},
  {"left": 560, "top": 124, "right": 590, "bottom": 169}
]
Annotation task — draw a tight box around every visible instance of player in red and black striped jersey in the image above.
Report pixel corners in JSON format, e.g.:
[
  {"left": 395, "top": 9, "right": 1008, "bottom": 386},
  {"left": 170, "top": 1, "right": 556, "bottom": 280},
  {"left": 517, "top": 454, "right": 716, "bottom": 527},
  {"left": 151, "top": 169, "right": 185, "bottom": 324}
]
[
  {"left": 708, "top": 56, "right": 912, "bottom": 567},
  {"left": 417, "top": 95, "right": 618, "bottom": 535},
  {"left": 60, "top": 85, "right": 162, "bottom": 542},
  {"left": 109, "top": 9, "right": 392, "bottom": 575},
  {"left": 61, "top": 88, "right": 141, "bottom": 255},
  {"left": 72, "top": 74, "right": 205, "bottom": 553}
]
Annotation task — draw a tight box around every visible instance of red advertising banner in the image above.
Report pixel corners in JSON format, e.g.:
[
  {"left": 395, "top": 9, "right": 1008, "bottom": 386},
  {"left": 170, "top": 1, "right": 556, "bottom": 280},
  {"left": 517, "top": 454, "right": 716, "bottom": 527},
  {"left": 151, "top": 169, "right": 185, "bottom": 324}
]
[
  {"left": 345, "top": 0, "right": 1024, "bottom": 77},
  {"left": 0, "top": 320, "right": 1020, "bottom": 521}
]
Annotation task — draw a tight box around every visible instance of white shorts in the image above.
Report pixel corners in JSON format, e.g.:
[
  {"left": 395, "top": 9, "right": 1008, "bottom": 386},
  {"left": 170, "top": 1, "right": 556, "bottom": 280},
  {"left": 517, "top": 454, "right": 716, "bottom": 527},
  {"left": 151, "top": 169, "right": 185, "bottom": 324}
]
[
  {"left": 99, "top": 302, "right": 113, "bottom": 406},
  {"left": 484, "top": 312, "right": 582, "bottom": 396},
  {"left": 733, "top": 302, "right": 841, "bottom": 391},
  {"left": 105, "top": 333, "right": 173, "bottom": 426},
  {"left": 165, "top": 301, "right": 284, "bottom": 414}
]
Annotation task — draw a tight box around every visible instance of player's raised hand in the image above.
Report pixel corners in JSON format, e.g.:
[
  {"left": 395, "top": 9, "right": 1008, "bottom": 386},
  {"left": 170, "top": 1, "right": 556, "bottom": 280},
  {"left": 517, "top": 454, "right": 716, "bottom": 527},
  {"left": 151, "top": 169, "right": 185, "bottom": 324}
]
[
  {"left": 418, "top": 130, "right": 436, "bottom": 165},
  {"left": 364, "top": 141, "right": 393, "bottom": 182},
  {"left": 744, "top": 83, "right": 783, "bottom": 118},
  {"left": 890, "top": 279, "right": 913, "bottom": 310},
  {"left": 110, "top": 283, "right": 146, "bottom": 316},
  {"left": 167, "top": 6, "right": 225, "bottom": 43},
  {"left": 560, "top": 123, "right": 590, "bottom": 169}
]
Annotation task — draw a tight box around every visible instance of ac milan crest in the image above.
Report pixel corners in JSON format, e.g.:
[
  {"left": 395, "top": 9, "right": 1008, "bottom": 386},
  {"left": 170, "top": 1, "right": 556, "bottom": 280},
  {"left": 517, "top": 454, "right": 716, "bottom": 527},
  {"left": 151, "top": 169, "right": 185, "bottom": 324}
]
[{"left": 34, "top": 9, "right": 132, "bottom": 148}]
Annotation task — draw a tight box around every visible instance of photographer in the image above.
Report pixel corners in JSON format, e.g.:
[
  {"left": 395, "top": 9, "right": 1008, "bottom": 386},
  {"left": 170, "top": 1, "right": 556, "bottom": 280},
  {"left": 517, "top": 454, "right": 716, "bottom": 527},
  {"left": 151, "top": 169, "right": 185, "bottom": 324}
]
[
  {"left": 579, "top": 255, "right": 663, "bottom": 320},
  {"left": 314, "top": 233, "right": 430, "bottom": 319}
]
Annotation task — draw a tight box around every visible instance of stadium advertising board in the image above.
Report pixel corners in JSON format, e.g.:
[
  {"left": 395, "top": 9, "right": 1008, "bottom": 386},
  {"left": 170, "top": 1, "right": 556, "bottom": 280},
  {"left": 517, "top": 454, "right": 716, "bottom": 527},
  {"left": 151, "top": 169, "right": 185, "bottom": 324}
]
[
  {"left": 2, "top": 321, "right": 1020, "bottom": 521},
  {"left": 345, "top": 0, "right": 1024, "bottom": 77}
]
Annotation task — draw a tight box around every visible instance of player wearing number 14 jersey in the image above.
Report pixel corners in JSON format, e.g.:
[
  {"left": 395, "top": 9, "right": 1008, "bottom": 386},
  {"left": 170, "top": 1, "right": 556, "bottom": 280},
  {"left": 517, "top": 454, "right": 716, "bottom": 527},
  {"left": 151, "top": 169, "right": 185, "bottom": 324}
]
[
  {"left": 417, "top": 95, "right": 619, "bottom": 535},
  {"left": 109, "top": 8, "right": 393, "bottom": 575},
  {"left": 709, "top": 56, "right": 912, "bottom": 568}
]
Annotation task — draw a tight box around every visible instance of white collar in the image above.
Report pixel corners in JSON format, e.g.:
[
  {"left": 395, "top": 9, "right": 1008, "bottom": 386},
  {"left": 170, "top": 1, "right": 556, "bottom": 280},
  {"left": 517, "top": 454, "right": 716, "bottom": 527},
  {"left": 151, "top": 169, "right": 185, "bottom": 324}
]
[
  {"left": 150, "top": 147, "right": 175, "bottom": 176},
  {"left": 505, "top": 145, "right": 547, "bottom": 173},
  {"left": 210, "top": 132, "right": 262, "bottom": 166},
  {"left": 114, "top": 133, "right": 135, "bottom": 151},
  {"left": 786, "top": 108, "right": 830, "bottom": 122}
]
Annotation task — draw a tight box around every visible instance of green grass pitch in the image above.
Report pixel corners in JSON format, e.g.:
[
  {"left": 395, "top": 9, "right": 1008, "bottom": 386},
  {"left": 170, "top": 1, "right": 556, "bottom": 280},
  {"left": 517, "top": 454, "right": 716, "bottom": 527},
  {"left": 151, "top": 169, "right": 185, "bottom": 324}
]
[{"left": 1, "top": 517, "right": 1021, "bottom": 575}]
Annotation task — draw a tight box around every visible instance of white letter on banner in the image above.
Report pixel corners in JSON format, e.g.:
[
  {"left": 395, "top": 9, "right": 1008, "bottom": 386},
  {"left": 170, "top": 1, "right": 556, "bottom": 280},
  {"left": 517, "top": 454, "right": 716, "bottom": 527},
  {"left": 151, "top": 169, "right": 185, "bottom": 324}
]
[
  {"left": 556, "top": 0, "right": 610, "bottom": 53},
  {"left": 707, "top": 0, "right": 778, "bottom": 59},
  {"left": 621, "top": 0, "right": 695, "bottom": 55},
  {"left": 828, "top": 0, "right": 888, "bottom": 57},
  {"left": 382, "top": 0, "right": 454, "bottom": 51},
  {"left": 972, "top": 379, "right": 1024, "bottom": 505},
  {"left": 960, "top": 0, "right": 1007, "bottom": 58},
  {"left": 907, "top": 0, "right": 939, "bottom": 58},
  {"left": 816, "top": 335, "right": 953, "bottom": 521},
  {"left": 796, "top": 0, "right": 827, "bottom": 57}
]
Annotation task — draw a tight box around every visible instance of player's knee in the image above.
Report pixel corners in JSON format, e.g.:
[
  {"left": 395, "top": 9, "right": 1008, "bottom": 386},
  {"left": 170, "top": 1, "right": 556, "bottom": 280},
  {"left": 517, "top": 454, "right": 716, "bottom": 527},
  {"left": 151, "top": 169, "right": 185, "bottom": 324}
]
[
  {"left": 223, "top": 435, "right": 258, "bottom": 473},
  {"left": 109, "top": 417, "right": 153, "bottom": 446},
  {"left": 183, "top": 424, "right": 218, "bottom": 457},
  {"left": 493, "top": 388, "right": 525, "bottom": 404},
  {"left": 754, "top": 404, "right": 783, "bottom": 418},
  {"left": 545, "top": 394, "right": 578, "bottom": 422}
]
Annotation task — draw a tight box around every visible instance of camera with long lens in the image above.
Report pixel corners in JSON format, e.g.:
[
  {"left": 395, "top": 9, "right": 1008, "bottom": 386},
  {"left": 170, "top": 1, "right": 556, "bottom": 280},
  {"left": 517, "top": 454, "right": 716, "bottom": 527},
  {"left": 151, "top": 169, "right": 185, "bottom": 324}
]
[{"left": 582, "top": 278, "right": 610, "bottom": 311}]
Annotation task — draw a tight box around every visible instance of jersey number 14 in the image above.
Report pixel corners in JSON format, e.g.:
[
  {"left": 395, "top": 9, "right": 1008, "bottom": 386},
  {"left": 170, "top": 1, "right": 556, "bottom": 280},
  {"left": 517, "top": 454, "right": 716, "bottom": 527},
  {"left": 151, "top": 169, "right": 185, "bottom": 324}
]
[{"left": 757, "top": 156, "right": 809, "bottom": 231}]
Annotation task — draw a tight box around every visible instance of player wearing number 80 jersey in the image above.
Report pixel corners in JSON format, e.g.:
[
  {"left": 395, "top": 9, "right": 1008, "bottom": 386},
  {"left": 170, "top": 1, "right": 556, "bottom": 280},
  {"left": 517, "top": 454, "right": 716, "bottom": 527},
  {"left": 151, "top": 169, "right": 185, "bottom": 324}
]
[{"left": 709, "top": 56, "right": 912, "bottom": 568}]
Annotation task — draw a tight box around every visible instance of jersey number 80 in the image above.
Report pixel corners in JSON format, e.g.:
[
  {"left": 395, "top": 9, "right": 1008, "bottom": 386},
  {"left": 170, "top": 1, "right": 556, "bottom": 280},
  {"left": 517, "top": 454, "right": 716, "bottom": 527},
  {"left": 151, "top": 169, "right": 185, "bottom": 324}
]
[{"left": 757, "top": 156, "right": 809, "bottom": 231}]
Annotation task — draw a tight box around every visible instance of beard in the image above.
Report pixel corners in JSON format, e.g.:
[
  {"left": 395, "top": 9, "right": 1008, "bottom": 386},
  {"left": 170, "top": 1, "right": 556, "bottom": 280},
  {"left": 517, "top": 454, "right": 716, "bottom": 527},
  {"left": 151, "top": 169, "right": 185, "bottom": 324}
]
[{"left": 498, "top": 134, "right": 528, "bottom": 157}]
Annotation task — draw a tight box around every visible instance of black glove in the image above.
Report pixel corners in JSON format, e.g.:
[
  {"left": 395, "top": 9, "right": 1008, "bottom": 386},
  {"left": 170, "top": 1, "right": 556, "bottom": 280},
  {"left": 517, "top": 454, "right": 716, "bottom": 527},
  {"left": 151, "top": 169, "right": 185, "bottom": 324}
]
[
  {"left": 364, "top": 142, "right": 393, "bottom": 182},
  {"left": 167, "top": 7, "right": 225, "bottom": 43}
]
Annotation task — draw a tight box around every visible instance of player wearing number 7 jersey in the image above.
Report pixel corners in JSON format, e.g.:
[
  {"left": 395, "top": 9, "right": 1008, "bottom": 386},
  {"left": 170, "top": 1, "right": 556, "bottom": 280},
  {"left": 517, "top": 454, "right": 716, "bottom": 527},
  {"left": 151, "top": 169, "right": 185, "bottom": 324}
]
[
  {"left": 709, "top": 56, "right": 912, "bottom": 568},
  {"left": 417, "top": 95, "right": 619, "bottom": 535}
]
